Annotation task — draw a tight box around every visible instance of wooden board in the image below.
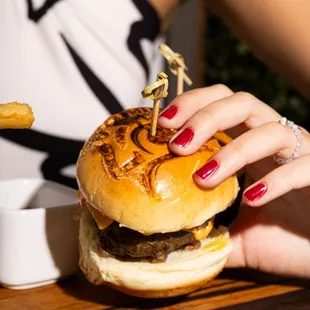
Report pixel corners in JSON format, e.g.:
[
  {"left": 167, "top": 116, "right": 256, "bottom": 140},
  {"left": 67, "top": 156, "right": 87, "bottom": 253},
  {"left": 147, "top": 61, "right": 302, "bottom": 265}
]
[{"left": 1, "top": 269, "right": 310, "bottom": 309}]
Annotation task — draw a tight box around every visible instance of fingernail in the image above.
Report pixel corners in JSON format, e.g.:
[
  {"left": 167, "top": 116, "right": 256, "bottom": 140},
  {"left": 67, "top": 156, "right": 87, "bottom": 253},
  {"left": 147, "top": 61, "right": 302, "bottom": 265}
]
[
  {"left": 160, "top": 105, "right": 178, "bottom": 120},
  {"left": 243, "top": 183, "right": 267, "bottom": 202},
  {"left": 171, "top": 127, "right": 194, "bottom": 147},
  {"left": 194, "top": 160, "right": 219, "bottom": 180}
]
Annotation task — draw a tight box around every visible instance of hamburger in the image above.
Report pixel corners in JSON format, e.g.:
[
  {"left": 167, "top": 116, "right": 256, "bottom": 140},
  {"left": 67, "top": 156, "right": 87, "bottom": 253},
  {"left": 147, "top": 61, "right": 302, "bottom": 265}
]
[{"left": 76, "top": 107, "right": 239, "bottom": 298}]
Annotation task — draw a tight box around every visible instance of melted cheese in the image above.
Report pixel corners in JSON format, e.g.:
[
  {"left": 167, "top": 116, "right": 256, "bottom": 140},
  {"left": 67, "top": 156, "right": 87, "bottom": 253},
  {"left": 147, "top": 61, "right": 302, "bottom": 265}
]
[
  {"left": 87, "top": 204, "right": 114, "bottom": 230},
  {"left": 187, "top": 218, "right": 214, "bottom": 241},
  {"left": 203, "top": 235, "right": 228, "bottom": 252}
]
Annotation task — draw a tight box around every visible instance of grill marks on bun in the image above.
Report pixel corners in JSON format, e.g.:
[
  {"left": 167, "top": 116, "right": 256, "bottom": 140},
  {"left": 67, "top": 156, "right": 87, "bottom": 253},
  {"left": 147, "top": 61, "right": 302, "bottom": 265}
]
[{"left": 76, "top": 107, "right": 239, "bottom": 236}]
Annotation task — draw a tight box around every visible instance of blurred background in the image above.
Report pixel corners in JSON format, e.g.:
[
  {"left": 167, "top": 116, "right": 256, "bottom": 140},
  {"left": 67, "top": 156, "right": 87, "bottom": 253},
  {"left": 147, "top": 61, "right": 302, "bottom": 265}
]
[
  {"left": 205, "top": 12, "right": 310, "bottom": 131},
  {"left": 168, "top": 0, "right": 309, "bottom": 130}
]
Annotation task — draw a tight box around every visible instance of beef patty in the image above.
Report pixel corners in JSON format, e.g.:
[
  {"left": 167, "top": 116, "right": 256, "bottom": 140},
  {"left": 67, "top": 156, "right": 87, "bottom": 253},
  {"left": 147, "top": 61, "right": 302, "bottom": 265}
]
[{"left": 98, "top": 221, "right": 202, "bottom": 263}]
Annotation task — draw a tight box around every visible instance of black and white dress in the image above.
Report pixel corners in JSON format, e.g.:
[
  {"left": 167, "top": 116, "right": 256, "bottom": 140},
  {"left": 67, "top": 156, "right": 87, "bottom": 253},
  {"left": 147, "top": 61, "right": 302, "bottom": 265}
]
[{"left": 0, "top": 0, "right": 164, "bottom": 188}]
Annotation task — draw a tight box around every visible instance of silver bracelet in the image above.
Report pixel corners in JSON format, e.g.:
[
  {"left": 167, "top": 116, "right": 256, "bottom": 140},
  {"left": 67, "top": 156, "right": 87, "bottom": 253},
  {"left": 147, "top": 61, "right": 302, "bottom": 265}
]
[{"left": 273, "top": 117, "right": 303, "bottom": 165}]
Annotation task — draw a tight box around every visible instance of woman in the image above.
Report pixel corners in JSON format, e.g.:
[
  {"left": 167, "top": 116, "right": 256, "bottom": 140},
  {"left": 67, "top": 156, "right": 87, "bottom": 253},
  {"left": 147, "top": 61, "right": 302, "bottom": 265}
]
[
  {"left": 0, "top": 0, "right": 173, "bottom": 188},
  {"left": 1, "top": 0, "right": 309, "bottom": 187},
  {"left": 1, "top": 0, "right": 310, "bottom": 279},
  {"left": 158, "top": 84, "right": 310, "bottom": 279}
]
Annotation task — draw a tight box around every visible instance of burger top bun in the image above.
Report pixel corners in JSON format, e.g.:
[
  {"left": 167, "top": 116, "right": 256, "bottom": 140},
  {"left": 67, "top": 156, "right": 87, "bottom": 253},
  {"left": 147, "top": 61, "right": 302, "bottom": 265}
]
[{"left": 77, "top": 108, "right": 239, "bottom": 235}]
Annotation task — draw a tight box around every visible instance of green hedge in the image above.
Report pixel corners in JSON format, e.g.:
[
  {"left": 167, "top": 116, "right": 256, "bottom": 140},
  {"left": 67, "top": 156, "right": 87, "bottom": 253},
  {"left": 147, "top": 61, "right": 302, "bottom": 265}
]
[{"left": 205, "top": 13, "right": 309, "bottom": 130}]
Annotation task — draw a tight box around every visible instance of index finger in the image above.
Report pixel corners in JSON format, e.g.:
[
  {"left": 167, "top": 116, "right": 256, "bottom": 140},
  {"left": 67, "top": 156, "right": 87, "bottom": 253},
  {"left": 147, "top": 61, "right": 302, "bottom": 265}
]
[{"left": 158, "top": 84, "right": 234, "bottom": 129}]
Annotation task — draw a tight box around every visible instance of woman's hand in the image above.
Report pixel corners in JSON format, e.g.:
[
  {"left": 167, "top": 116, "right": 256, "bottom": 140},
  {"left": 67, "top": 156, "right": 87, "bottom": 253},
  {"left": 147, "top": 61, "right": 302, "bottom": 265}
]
[{"left": 158, "top": 84, "right": 310, "bottom": 278}]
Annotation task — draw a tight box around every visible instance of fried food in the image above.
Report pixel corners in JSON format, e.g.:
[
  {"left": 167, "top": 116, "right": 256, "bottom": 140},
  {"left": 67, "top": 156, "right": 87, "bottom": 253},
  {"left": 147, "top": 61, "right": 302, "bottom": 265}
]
[{"left": 0, "top": 102, "right": 34, "bottom": 129}]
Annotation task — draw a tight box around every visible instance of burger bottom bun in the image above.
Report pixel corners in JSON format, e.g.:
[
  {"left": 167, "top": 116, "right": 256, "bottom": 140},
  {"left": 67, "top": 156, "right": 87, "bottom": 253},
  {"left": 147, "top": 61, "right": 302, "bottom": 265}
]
[{"left": 79, "top": 211, "right": 232, "bottom": 299}]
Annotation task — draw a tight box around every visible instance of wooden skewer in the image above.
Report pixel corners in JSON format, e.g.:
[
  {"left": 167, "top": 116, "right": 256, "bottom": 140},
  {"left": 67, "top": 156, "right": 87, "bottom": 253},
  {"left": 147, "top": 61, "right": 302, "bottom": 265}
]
[
  {"left": 141, "top": 72, "right": 169, "bottom": 136},
  {"left": 150, "top": 89, "right": 161, "bottom": 136},
  {"left": 177, "top": 66, "right": 184, "bottom": 95},
  {"left": 159, "top": 43, "right": 192, "bottom": 96}
]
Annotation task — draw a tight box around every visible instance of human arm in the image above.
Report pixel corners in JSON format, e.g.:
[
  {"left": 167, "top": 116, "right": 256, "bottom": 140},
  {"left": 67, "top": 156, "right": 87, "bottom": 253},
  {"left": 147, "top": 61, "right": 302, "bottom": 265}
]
[{"left": 208, "top": 0, "right": 310, "bottom": 99}]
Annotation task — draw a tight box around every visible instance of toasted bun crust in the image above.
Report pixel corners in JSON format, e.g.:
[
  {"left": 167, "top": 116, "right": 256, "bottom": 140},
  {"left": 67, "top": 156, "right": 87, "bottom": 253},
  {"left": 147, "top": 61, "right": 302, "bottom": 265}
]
[
  {"left": 77, "top": 108, "right": 239, "bottom": 235},
  {"left": 79, "top": 211, "right": 232, "bottom": 298}
]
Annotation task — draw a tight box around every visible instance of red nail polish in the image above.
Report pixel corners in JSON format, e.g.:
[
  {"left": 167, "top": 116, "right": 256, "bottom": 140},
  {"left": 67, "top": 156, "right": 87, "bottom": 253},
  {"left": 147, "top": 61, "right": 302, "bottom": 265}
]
[
  {"left": 171, "top": 127, "right": 194, "bottom": 147},
  {"left": 194, "top": 160, "right": 219, "bottom": 180},
  {"left": 243, "top": 183, "right": 267, "bottom": 202},
  {"left": 160, "top": 105, "right": 178, "bottom": 120}
]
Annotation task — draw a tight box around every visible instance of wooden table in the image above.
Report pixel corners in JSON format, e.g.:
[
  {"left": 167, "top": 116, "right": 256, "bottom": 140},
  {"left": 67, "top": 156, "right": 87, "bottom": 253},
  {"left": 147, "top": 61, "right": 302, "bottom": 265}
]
[{"left": 1, "top": 269, "right": 310, "bottom": 309}]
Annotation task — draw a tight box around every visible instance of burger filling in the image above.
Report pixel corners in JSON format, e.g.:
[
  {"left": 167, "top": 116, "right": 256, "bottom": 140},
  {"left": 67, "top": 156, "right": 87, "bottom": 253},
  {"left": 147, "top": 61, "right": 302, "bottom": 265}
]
[
  {"left": 79, "top": 197, "right": 214, "bottom": 263},
  {"left": 98, "top": 220, "right": 213, "bottom": 263}
]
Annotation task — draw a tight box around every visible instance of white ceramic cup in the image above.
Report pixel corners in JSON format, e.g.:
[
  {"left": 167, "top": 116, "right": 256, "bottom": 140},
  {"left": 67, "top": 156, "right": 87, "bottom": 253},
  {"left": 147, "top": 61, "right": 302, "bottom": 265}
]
[{"left": 0, "top": 178, "right": 79, "bottom": 290}]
